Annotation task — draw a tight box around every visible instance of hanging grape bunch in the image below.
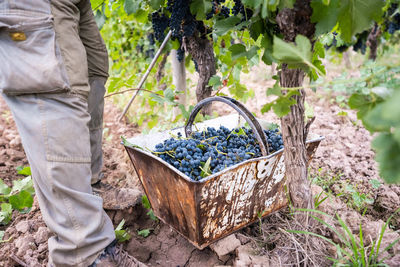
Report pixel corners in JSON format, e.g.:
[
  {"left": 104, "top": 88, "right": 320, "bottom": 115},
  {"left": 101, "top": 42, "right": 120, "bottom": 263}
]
[
  {"left": 153, "top": 126, "right": 284, "bottom": 181},
  {"left": 385, "top": 3, "right": 400, "bottom": 34}
]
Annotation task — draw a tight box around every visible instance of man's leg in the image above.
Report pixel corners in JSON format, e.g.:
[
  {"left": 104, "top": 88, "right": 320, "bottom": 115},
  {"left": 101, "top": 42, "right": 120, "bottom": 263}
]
[
  {"left": 77, "top": 0, "right": 109, "bottom": 184},
  {"left": 87, "top": 77, "right": 106, "bottom": 184},
  {"left": 1, "top": 93, "right": 115, "bottom": 267}
]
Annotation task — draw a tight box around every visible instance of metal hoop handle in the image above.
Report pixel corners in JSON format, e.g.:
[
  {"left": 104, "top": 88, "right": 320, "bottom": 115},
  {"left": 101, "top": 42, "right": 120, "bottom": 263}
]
[{"left": 184, "top": 96, "right": 270, "bottom": 156}]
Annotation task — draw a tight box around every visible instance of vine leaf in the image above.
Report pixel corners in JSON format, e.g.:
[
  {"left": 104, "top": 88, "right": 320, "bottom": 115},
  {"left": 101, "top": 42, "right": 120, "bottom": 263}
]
[
  {"left": 0, "top": 203, "right": 12, "bottom": 225},
  {"left": 272, "top": 97, "right": 297, "bottom": 117},
  {"left": 94, "top": 10, "right": 106, "bottom": 30},
  {"left": 200, "top": 157, "right": 212, "bottom": 178},
  {"left": 337, "top": 0, "right": 384, "bottom": 43},
  {"left": 208, "top": 75, "right": 222, "bottom": 89},
  {"left": 0, "top": 180, "right": 11, "bottom": 196},
  {"left": 214, "top": 17, "right": 241, "bottom": 36},
  {"left": 149, "top": 0, "right": 164, "bottom": 9},
  {"left": 311, "top": 0, "right": 340, "bottom": 36},
  {"left": 273, "top": 35, "right": 323, "bottom": 76},
  {"left": 372, "top": 133, "right": 400, "bottom": 184},
  {"left": 9, "top": 190, "right": 33, "bottom": 212},
  {"left": 124, "top": 0, "right": 140, "bottom": 15},
  {"left": 190, "top": 0, "right": 212, "bottom": 21}
]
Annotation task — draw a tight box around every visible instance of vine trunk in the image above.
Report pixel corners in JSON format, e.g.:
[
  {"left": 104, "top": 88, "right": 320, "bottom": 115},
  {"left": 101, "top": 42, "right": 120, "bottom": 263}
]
[
  {"left": 184, "top": 33, "right": 216, "bottom": 115},
  {"left": 276, "top": 0, "right": 315, "bottom": 222}
]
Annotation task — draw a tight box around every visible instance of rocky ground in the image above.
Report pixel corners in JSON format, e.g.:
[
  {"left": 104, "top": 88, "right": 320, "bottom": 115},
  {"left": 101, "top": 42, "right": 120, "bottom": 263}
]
[{"left": 0, "top": 63, "right": 399, "bottom": 266}]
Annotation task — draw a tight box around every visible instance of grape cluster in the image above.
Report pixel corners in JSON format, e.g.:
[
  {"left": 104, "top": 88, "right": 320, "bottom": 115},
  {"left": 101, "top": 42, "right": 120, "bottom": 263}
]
[
  {"left": 206, "top": 1, "right": 230, "bottom": 19},
  {"left": 353, "top": 31, "right": 369, "bottom": 54},
  {"left": 177, "top": 48, "right": 185, "bottom": 62},
  {"left": 386, "top": 3, "right": 400, "bottom": 34},
  {"left": 153, "top": 126, "right": 284, "bottom": 181},
  {"left": 151, "top": 11, "right": 169, "bottom": 41},
  {"left": 168, "top": 0, "right": 190, "bottom": 39}
]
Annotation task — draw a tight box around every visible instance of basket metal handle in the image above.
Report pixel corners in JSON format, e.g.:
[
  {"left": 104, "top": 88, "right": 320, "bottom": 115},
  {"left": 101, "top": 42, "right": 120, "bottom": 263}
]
[{"left": 184, "top": 96, "right": 270, "bottom": 156}]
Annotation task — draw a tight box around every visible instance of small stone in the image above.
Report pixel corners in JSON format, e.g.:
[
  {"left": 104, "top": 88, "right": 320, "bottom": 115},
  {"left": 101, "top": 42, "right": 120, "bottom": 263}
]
[
  {"left": 234, "top": 243, "right": 269, "bottom": 267},
  {"left": 16, "top": 221, "right": 31, "bottom": 233},
  {"left": 210, "top": 234, "right": 241, "bottom": 258},
  {"left": 34, "top": 227, "right": 50, "bottom": 244},
  {"left": 235, "top": 233, "right": 251, "bottom": 245},
  {"left": 9, "top": 136, "right": 21, "bottom": 148},
  {"left": 15, "top": 236, "right": 35, "bottom": 257}
]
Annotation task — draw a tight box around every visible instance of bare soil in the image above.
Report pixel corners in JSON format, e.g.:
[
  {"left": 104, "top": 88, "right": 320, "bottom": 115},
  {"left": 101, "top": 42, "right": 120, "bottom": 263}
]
[{"left": 1, "top": 63, "right": 399, "bottom": 266}]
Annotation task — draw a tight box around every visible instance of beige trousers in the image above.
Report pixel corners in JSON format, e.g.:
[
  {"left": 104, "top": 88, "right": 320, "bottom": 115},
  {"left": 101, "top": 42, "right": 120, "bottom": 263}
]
[{"left": 1, "top": 0, "right": 114, "bottom": 266}]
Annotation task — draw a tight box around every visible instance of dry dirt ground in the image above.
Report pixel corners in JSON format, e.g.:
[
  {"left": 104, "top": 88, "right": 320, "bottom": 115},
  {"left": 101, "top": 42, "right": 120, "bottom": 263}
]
[{"left": 1, "top": 64, "right": 400, "bottom": 266}]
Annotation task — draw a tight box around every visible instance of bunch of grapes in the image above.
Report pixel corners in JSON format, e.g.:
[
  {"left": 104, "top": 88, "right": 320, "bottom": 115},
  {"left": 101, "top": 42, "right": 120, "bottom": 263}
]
[
  {"left": 151, "top": 11, "right": 170, "bottom": 41},
  {"left": 176, "top": 48, "right": 185, "bottom": 62},
  {"left": 153, "top": 126, "right": 284, "bottom": 181},
  {"left": 353, "top": 31, "right": 369, "bottom": 54},
  {"left": 386, "top": 3, "right": 400, "bottom": 34},
  {"left": 206, "top": 1, "right": 230, "bottom": 19}
]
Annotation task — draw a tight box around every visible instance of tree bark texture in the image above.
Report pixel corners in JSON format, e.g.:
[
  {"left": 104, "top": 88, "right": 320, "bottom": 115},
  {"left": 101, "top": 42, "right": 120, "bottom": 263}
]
[
  {"left": 184, "top": 34, "right": 216, "bottom": 115},
  {"left": 276, "top": 0, "right": 315, "bottom": 212},
  {"left": 367, "top": 24, "right": 380, "bottom": 61}
]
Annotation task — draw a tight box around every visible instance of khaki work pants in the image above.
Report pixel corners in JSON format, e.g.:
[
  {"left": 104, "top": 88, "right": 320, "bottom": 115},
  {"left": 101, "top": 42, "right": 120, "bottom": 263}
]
[{"left": 1, "top": 0, "right": 115, "bottom": 266}]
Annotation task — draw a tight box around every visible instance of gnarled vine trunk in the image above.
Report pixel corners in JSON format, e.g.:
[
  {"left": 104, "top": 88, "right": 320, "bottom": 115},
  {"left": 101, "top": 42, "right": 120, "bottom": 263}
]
[
  {"left": 276, "top": 0, "right": 315, "bottom": 219},
  {"left": 184, "top": 33, "right": 216, "bottom": 115},
  {"left": 367, "top": 23, "right": 380, "bottom": 61}
]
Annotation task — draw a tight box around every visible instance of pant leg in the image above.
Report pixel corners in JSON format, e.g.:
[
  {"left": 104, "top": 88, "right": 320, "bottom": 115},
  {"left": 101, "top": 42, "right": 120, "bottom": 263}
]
[
  {"left": 87, "top": 77, "right": 106, "bottom": 184},
  {"left": 77, "top": 0, "right": 109, "bottom": 183},
  {"left": 1, "top": 93, "right": 115, "bottom": 267}
]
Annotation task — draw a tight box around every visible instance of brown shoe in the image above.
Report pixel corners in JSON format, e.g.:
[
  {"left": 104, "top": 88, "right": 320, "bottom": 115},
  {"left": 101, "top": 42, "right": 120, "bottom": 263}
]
[
  {"left": 92, "top": 181, "right": 142, "bottom": 210},
  {"left": 89, "top": 240, "right": 147, "bottom": 267}
]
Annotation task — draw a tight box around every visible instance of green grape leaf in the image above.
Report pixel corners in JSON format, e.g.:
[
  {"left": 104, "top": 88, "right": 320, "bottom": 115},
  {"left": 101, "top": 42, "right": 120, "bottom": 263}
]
[
  {"left": 11, "top": 176, "right": 34, "bottom": 195},
  {"left": 124, "top": 0, "right": 140, "bottom": 15},
  {"left": 164, "top": 88, "right": 175, "bottom": 102},
  {"left": 229, "top": 44, "right": 247, "bottom": 60},
  {"left": 272, "top": 96, "right": 297, "bottom": 117},
  {"left": 249, "top": 17, "right": 265, "bottom": 41},
  {"left": 337, "top": 0, "right": 384, "bottom": 43},
  {"left": 311, "top": 0, "right": 340, "bottom": 36},
  {"left": 90, "top": 0, "right": 104, "bottom": 9},
  {"left": 208, "top": 75, "right": 222, "bottom": 89},
  {"left": 273, "top": 35, "right": 322, "bottom": 75},
  {"left": 149, "top": 0, "right": 164, "bottom": 9},
  {"left": 372, "top": 133, "right": 400, "bottom": 184},
  {"left": 369, "top": 179, "right": 382, "bottom": 189},
  {"left": 278, "top": 0, "right": 295, "bottom": 10},
  {"left": 348, "top": 93, "right": 375, "bottom": 120},
  {"left": 0, "top": 180, "right": 11, "bottom": 196},
  {"left": 214, "top": 17, "right": 241, "bottom": 36},
  {"left": 9, "top": 190, "right": 33, "bottom": 212},
  {"left": 261, "top": 102, "right": 273, "bottom": 114},
  {"left": 242, "top": 0, "right": 262, "bottom": 9},
  {"left": 94, "top": 10, "right": 106, "bottom": 30},
  {"left": 16, "top": 166, "right": 31, "bottom": 176},
  {"left": 190, "top": 0, "right": 212, "bottom": 21},
  {"left": 137, "top": 229, "right": 151, "bottom": 238},
  {"left": 141, "top": 195, "right": 151, "bottom": 210},
  {"left": 363, "top": 104, "right": 391, "bottom": 132},
  {"left": 261, "top": 34, "right": 274, "bottom": 65},
  {"left": 200, "top": 157, "right": 212, "bottom": 177},
  {"left": 381, "top": 89, "right": 400, "bottom": 122},
  {"left": 0, "top": 203, "right": 12, "bottom": 225},
  {"left": 267, "top": 83, "right": 282, "bottom": 96}
]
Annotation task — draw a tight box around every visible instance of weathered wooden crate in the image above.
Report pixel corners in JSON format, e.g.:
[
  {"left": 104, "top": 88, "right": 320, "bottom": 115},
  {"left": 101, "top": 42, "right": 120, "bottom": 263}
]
[{"left": 124, "top": 97, "right": 323, "bottom": 249}]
